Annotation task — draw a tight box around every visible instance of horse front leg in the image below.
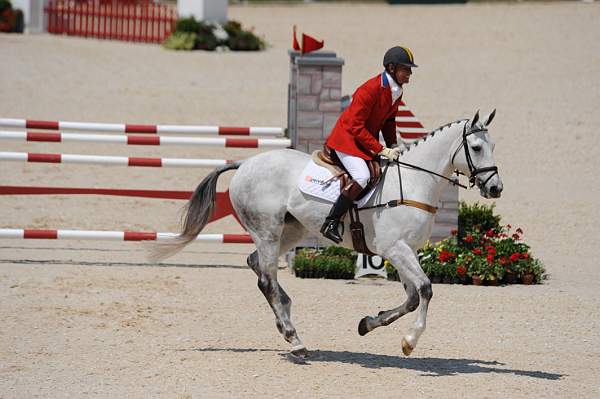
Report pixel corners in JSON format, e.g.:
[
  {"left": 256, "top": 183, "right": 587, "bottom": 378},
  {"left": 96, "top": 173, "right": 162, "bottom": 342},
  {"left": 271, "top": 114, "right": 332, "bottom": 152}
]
[{"left": 358, "top": 240, "right": 432, "bottom": 356}]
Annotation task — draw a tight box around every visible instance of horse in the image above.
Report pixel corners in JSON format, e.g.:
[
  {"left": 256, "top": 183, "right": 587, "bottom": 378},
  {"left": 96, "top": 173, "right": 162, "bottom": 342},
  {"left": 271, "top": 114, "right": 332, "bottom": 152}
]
[{"left": 148, "top": 110, "right": 502, "bottom": 358}]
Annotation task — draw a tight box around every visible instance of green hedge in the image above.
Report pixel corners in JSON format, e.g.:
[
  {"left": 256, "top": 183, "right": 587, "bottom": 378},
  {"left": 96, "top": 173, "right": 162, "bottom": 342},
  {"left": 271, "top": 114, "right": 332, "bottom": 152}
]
[{"left": 293, "top": 247, "right": 356, "bottom": 280}]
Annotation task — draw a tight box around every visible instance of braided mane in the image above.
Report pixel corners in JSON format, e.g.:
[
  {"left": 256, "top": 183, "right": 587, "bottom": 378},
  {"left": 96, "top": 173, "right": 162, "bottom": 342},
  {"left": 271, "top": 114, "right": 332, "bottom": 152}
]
[{"left": 399, "top": 119, "right": 467, "bottom": 155}]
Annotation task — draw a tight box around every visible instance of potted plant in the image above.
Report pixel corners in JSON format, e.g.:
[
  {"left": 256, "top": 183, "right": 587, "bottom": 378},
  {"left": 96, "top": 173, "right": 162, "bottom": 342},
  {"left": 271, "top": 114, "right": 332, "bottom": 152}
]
[
  {"left": 292, "top": 246, "right": 356, "bottom": 280},
  {"left": 467, "top": 256, "right": 486, "bottom": 286}
]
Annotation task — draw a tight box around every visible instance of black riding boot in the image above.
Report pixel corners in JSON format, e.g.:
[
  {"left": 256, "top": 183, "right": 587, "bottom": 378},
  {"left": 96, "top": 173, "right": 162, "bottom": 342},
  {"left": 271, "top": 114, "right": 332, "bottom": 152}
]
[{"left": 320, "top": 194, "right": 354, "bottom": 243}]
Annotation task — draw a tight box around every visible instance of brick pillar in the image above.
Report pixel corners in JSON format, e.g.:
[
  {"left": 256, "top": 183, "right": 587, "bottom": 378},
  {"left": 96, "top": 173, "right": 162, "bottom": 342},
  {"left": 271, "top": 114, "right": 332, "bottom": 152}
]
[{"left": 288, "top": 50, "right": 345, "bottom": 153}]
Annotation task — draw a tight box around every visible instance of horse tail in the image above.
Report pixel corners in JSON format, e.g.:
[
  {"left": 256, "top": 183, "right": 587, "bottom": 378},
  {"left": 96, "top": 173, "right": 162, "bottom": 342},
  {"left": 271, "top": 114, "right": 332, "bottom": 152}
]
[{"left": 147, "top": 162, "right": 242, "bottom": 262}]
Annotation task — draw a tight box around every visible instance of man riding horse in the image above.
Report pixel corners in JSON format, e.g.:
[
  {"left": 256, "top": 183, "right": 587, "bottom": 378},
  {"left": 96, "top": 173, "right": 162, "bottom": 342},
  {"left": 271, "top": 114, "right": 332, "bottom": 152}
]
[{"left": 320, "top": 46, "right": 417, "bottom": 243}]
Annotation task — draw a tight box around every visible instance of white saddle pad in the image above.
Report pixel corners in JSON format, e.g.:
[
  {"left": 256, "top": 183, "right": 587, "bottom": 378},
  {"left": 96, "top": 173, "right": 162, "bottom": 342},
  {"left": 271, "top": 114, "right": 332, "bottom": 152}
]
[{"left": 298, "top": 161, "right": 377, "bottom": 207}]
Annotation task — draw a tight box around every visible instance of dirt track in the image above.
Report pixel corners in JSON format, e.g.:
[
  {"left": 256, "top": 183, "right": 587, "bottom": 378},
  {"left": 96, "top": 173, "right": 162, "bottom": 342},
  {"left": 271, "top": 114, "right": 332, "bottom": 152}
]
[{"left": 1, "top": 2, "right": 600, "bottom": 397}]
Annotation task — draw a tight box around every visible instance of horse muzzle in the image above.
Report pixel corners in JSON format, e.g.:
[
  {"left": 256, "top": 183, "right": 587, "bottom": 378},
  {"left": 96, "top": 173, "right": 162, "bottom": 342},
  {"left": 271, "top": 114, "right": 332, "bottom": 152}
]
[{"left": 479, "top": 175, "right": 503, "bottom": 199}]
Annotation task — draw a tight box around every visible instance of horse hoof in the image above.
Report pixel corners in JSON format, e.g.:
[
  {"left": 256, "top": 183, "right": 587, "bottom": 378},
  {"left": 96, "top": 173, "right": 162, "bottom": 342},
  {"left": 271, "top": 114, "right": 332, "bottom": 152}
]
[
  {"left": 358, "top": 317, "right": 371, "bottom": 336},
  {"left": 291, "top": 345, "right": 309, "bottom": 358},
  {"left": 401, "top": 338, "right": 414, "bottom": 356}
]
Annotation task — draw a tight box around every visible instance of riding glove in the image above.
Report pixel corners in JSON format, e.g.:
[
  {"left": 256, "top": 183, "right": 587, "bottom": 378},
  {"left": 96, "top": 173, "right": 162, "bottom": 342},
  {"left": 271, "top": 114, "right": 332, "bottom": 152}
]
[{"left": 378, "top": 147, "right": 401, "bottom": 161}]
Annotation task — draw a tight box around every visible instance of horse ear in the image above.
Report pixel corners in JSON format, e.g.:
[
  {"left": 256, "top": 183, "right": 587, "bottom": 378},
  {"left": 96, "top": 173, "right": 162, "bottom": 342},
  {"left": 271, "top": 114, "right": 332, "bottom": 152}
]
[
  {"left": 471, "top": 110, "right": 480, "bottom": 127},
  {"left": 484, "top": 109, "right": 496, "bottom": 126}
]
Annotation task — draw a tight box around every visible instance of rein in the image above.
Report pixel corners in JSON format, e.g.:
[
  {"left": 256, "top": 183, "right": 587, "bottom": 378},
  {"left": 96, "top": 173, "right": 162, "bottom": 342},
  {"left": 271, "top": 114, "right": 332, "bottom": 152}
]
[{"left": 358, "top": 119, "right": 497, "bottom": 215}]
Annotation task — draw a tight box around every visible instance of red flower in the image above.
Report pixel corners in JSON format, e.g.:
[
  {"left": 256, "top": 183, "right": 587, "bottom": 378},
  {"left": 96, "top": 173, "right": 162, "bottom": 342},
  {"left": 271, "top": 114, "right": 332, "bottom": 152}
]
[
  {"left": 486, "top": 254, "right": 495, "bottom": 264},
  {"left": 521, "top": 253, "right": 530, "bottom": 260},
  {"left": 516, "top": 227, "right": 523, "bottom": 234},
  {"left": 512, "top": 233, "right": 520, "bottom": 241},
  {"left": 473, "top": 248, "right": 483, "bottom": 256},
  {"left": 438, "top": 250, "right": 454, "bottom": 263},
  {"left": 499, "top": 256, "right": 507, "bottom": 265},
  {"left": 457, "top": 265, "right": 467, "bottom": 276},
  {"left": 465, "top": 235, "right": 474, "bottom": 243},
  {"left": 451, "top": 229, "right": 458, "bottom": 236},
  {"left": 486, "top": 229, "right": 496, "bottom": 237},
  {"left": 509, "top": 253, "right": 521, "bottom": 262}
]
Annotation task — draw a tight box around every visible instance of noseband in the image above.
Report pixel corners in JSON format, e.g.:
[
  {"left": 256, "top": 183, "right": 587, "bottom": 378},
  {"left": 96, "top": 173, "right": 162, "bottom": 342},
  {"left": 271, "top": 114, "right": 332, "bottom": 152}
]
[{"left": 451, "top": 122, "right": 499, "bottom": 188}]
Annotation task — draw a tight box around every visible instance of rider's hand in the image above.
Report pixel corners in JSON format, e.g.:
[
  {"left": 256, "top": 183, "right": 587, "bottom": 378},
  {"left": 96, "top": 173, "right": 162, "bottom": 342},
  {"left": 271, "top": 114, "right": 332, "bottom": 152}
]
[{"left": 378, "top": 147, "right": 401, "bottom": 161}]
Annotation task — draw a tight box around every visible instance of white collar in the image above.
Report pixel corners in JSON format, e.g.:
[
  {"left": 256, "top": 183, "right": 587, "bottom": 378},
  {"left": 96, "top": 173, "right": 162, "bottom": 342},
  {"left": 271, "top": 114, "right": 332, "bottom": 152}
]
[{"left": 385, "top": 71, "right": 403, "bottom": 103}]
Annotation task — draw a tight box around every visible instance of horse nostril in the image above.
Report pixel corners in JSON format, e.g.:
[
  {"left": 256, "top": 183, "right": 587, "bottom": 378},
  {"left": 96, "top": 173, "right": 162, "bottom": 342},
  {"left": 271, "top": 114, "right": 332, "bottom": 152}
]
[{"left": 489, "top": 186, "right": 499, "bottom": 196}]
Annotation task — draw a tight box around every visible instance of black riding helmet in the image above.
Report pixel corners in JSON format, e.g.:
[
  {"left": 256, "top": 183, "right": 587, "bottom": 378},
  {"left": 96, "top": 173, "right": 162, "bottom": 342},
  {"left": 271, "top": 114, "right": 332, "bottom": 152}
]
[{"left": 383, "top": 46, "right": 418, "bottom": 68}]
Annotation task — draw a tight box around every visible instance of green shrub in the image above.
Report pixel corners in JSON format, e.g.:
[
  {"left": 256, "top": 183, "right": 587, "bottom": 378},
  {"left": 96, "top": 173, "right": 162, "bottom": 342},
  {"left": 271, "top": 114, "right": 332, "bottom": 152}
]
[
  {"left": 0, "top": 0, "right": 12, "bottom": 13},
  {"left": 227, "top": 29, "right": 264, "bottom": 51},
  {"left": 175, "top": 17, "right": 200, "bottom": 33},
  {"left": 162, "top": 32, "right": 197, "bottom": 51},
  {"left": 458, "top": 201, "right": 501, "bottom": 239}
]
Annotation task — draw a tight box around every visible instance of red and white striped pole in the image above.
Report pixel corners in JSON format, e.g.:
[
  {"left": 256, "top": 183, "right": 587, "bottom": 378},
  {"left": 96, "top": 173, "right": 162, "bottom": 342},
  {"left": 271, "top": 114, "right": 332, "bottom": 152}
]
[
  {"left": 0, "top": 152, "right": 233, "bottom": 168},
  {"left": 0, "top": 229, "right": 253, "bottom": 243},
  {"left": 0, "top": 118, "right": 285, "bottom": 137},
  {"left": 0, "top": 130, "right": 291, "bottom": 148}
]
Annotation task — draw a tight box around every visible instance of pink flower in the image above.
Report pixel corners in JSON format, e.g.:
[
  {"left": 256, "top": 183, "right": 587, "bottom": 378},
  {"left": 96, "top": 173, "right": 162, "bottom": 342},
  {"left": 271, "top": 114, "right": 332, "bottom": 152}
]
[
  {"left": 516, "top": 227, "right": 524, "bottom": 234},
  {"left": 512, "top": 233, "right": 520, "bottom": 241}
]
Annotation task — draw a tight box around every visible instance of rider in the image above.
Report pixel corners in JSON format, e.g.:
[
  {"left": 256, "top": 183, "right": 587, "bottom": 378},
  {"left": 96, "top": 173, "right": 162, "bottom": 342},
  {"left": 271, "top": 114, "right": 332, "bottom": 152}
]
[{"left": 320, "top": 46, "right": 418, "bottom": 243}]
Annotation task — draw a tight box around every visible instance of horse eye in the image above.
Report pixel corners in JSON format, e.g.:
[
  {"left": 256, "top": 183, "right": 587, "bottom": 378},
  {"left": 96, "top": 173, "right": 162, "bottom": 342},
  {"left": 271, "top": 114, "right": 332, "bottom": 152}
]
[{"left": 472, "top": 145, "right": 482, "bottom": 152}]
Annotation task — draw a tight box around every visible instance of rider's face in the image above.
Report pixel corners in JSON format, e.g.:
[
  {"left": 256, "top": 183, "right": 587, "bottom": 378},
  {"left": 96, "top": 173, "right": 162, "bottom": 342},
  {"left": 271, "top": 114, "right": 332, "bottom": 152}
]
[{"left": 394, "top": 64, "right": 412, "bottom": 85}]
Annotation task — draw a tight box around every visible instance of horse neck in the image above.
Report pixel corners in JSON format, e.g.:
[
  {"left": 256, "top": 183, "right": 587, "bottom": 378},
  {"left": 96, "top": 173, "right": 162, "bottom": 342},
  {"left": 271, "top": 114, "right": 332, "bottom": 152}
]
[{"left": 386, "top": 121, "right": 465, "bottom": 204}]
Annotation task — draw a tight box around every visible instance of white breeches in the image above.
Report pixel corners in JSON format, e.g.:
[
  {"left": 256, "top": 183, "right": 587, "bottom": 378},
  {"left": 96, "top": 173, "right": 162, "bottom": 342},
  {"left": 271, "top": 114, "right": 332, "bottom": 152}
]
[{"left": 334, "top": 150, "right": 370, "bottom": 188}]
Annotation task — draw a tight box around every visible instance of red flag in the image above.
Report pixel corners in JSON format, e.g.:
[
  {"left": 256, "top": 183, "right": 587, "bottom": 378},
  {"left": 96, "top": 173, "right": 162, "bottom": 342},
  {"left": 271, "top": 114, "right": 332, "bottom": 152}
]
[
  {"left": 292, "top": 25, "right": 301, "bottom": 51},
  {"left": 302, "top": 33, "right": 324, "bottom": 54}
]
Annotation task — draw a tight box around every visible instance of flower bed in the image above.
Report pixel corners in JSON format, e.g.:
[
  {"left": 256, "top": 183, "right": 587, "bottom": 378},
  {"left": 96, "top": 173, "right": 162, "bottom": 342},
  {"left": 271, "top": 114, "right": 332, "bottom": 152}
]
[
  {"left": 293, "top": 246, "right": 356, "bottom": 280},
  {"left": 163, "top": 18, "right": 266, "bottom": 51},
  {"left": 387, "top": 202, "right": 545, "bottom": 285}
]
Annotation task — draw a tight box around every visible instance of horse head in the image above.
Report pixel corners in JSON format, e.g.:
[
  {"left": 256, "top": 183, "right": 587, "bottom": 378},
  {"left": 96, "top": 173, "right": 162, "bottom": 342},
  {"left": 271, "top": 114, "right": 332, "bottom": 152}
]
[{"left": 452, "top": 109, "right": 503, "bottom": 198}]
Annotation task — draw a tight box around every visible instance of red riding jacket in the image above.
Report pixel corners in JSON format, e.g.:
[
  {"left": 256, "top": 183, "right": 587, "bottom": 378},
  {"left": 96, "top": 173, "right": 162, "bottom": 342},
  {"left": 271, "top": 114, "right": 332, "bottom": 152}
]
[{"left": 325, "top": 72, "right": 401, "bottom": 160}]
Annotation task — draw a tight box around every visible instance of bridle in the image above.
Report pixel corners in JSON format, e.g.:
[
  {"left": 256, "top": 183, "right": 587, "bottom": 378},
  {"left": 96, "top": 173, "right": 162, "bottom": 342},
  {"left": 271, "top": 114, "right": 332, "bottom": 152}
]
[{"left": 451, "top": 121, "right": 499, "bottom": 189}]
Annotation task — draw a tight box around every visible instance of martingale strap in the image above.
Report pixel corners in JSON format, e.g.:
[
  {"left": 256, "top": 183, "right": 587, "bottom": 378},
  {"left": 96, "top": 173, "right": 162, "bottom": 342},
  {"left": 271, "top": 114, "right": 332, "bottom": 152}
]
[{"left": 359, "top": 198, "right": 438, "bottom": 214}]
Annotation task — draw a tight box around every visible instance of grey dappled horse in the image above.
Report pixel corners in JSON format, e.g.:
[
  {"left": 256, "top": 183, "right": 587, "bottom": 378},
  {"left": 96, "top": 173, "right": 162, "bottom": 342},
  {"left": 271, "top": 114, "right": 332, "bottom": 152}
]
[{"left": 149, "top": 110, "right": 502, "bottom": 357}]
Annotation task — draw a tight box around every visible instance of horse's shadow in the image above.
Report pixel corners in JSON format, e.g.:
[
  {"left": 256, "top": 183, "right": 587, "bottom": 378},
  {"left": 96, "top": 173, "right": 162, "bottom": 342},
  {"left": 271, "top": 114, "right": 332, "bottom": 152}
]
[{"left": 191, "top": 347, "right": 564, "bottom": 380}]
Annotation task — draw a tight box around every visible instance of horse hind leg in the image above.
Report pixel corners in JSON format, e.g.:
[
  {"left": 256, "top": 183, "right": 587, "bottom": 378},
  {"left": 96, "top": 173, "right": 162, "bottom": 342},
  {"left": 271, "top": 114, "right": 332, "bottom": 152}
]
[{"left": 246, "top": 215, "right": 308, "bottom": 357}]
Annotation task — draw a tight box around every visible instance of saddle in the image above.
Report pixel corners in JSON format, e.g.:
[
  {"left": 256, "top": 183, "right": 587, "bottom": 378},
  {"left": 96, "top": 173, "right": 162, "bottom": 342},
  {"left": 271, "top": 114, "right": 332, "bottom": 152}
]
[
  {"left": 311, "top": 146, "right": 382, "bottom": 200},
  {"left": 311, "top": 146, "right": 382, "bottom": 256}
]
